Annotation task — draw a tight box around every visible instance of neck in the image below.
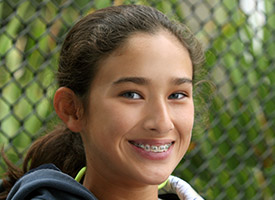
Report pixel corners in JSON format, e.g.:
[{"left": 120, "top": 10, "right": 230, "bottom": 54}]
[{"left": 83, "top": 166, "right": 159, "bottom": 200}]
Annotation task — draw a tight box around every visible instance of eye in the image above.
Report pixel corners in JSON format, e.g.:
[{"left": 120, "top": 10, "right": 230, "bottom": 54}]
[
  {"left": 168, "top": 92, "right": 187, "bottom": 100},
  {"left": 120, "top": 91, "right": 142, "bottom": 99}
]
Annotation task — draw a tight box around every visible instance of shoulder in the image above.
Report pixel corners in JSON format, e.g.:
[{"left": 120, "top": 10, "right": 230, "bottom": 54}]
[{"left": 6, "top": 164, "right": 97, "bottom": 200}]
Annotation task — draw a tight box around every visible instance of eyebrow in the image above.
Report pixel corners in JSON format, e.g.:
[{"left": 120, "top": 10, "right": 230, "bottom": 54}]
[
  {"left": 171, "top": 77, "right": 193, "bottom": 85},
  {"left": 112, "top": 77, "right": 149, "bottom": 85},
  {"left": 112, "top": 77, "right": 192, "bottom": 86}
]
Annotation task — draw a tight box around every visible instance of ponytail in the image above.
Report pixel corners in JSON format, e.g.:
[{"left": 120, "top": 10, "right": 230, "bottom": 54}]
[{"left": 0, "top": 124, "right": 86, "bottom": 200}]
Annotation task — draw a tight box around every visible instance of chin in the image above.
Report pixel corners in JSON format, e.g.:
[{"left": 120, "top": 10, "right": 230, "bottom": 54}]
[
  {"left": 144, "top": 174, "right": 170, "bottom": 186},
  {"left": 130, "top": 157, "right": 180, "bottom": 186},
  {"left": 139, "top": 167, "right": 173, "bottom": 185}
]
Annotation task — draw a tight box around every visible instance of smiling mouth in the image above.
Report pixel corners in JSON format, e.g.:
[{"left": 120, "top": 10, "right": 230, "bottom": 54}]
[{"left": 129, "top": 141, "right": 174, "bottom": 153}]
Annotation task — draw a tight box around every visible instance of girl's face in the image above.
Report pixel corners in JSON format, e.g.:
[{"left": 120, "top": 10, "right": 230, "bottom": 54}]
[{"left": 81, "top": 31, "right": 194, "bottom": 187}]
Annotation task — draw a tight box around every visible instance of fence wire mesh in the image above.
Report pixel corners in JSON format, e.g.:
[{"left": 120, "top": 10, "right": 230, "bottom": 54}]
[{"left": 0, "top": 0, "right": 274, "bottom": 199}]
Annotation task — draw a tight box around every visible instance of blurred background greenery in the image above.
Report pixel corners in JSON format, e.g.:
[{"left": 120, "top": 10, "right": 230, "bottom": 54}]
[{"left": 0, "top": 0, "right": 274, "bottom": 199}]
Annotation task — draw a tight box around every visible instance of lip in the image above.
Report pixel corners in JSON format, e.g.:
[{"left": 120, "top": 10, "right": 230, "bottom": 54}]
[
  {"left": 128, "top": 139, "right": 175, "bottom": 160},
  {"left": 129, "top": 139, "right": 174, "bottom": 146}
]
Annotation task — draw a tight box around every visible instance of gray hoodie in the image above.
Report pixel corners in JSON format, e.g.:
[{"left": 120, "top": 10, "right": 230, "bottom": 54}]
[{"left": 6, "top": 164, "right": 204, "bottom": 200}]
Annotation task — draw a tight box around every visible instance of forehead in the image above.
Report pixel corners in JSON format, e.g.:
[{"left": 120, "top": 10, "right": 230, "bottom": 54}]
[
  {"left": 116, "top": 30, "right": 188, "bottom": 58},
  {"left": 92, "top": 31, "right": 193, "bottom": 86}
]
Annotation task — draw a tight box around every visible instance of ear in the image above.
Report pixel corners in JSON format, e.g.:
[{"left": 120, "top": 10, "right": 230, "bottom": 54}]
[{"left": 54, "top": 87, "right": 84, "bottom": 133}]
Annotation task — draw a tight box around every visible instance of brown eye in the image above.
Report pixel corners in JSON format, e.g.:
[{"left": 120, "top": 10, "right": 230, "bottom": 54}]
[
  {"left": 121, "top": 91, "right": 142, "bottom": 99},
  {"left": 168, "top": 93, "right": 187, "bottom": 100}
]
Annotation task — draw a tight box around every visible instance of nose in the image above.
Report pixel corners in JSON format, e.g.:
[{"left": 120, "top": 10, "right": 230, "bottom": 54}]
[{"left": 143, "top": 100, "right": 174, "bottom": 134}]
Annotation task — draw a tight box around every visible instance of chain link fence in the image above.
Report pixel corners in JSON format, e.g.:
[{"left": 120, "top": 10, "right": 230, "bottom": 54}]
[{"left": 0, "top": 0, "right": 274, "bottom": 199}]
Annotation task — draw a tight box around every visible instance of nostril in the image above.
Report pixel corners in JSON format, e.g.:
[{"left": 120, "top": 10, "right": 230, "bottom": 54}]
[{"left": 142, "top": 112, "right": 174, "bottom": 134}]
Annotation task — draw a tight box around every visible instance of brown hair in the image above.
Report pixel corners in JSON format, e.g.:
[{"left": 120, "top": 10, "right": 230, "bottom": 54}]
[{"left": 0, "top": 4, "right": 205, "bottom": 199}]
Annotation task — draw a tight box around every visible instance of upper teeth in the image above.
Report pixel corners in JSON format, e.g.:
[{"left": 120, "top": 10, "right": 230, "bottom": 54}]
[{"left": 132, "top": 142, "right": 172, "bottom": 153}]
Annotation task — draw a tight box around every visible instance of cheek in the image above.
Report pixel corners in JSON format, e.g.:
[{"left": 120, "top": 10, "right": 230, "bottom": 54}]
[
  {"left": 175, "top": 102, "right": 194, "bottom": 129},
  {"left": 174, "top": 104, "right": 194, "bottom": 147},
  {"left": 88, "top": 101, "right": 139, "bottom": 142}
]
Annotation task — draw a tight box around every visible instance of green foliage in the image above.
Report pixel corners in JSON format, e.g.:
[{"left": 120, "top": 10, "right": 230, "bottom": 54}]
[{"left": 0, "top": 0, "right": 274, "bottom": 199}]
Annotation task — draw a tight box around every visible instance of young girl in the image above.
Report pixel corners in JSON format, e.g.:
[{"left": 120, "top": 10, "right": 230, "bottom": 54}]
[{"left": 1, "top": 4, "right": 205, "bottom": 200}]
